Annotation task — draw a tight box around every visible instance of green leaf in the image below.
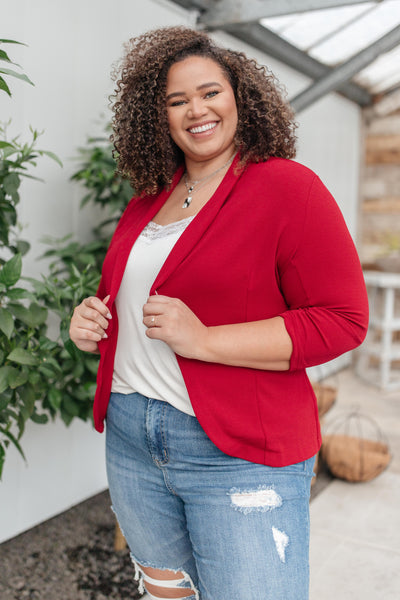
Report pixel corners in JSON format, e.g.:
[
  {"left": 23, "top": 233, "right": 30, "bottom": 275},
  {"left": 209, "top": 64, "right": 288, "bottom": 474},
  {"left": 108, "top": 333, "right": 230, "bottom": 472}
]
[
  {"left": 0, "top": 141, "right": 14, "bottom": 149},
  {"left": 0, "top": 427, "right": 26, "bottom": 460},
  {"left": 3, "top": 172, "right": 21, "bottom": 195},
  {"left": 0, "top": 67, "right": 34, "bottom": 86},
  {"left": 0, "top": 307, "right": 14, "bottom": 338},
  {"left": 28, "top": 370, "right": 40, "bottom": 386},
  {"left": 39, "top": 365, "right": 56, "bottom": 378},
  {"left": 62, "top": 397, "right": 80, "bottom": 417},
  {"left": 30, "top": 412, "right": 48, "bottom": 424},
  {"left": 0, "top": 366, "right": 11, "bottom": 394},
  {"left": 19, "top": 384, "right": 35, "bottom": 417},
  {"left": 0, "top": 39, "right": 27, "bottom": 46},
  {"left": 14, "top": 240, "right": 30, "bottom": 256},
  {"left": 7, "top": 366, "right": 28, "bottom": 389},
  {"left": 0, "top": 395, "right": 9, "bottom": 411},
  {"left": 0, "top": 76, "right": 11, "bottom": 96},
  {"left": 48, "top": 388, "right": 62, "bottom": 411},
  {"left": 8, "top": 301, "right": 47, "bottom": 328},
  {"left": 38, "top": 150, "right": 63, "bottom": 168},
  {"left": 0, "top": 254, "right": 22, "bottom": 286},
  {"left": 7, "top": 347, "right": 40, "bottom": 366},
  {"left": 41, "top": 356, "right": 61, "bottom": 372},
  {"left": 5, "top": 287, "right": 36, "bottom": 302},
  {"left": 0, "top": 49, "right": 12, "bottom": 63},
  {"left": 23, "top": 277, "right": 47, "bottom": 295},
  {"left": 60, "top": 411, "right": 74, "bottom": 426},
  {"left": 27, "top": 303, "right": 47, "bottom": 327},
  {"left": 0, "top": 444, "right": 4, "bottom": 479},
  {"left": 37, "top": 337, "right": 58, "bottom": 352},
  {"left": 8, "top": 303, "right": 31, "bottom": 325}
]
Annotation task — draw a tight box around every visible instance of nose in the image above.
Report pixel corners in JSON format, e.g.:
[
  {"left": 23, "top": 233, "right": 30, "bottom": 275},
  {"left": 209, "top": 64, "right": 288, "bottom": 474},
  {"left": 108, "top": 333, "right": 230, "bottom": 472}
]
[{"left": 187, "top": 97, "right": 207, "bottom": 119}]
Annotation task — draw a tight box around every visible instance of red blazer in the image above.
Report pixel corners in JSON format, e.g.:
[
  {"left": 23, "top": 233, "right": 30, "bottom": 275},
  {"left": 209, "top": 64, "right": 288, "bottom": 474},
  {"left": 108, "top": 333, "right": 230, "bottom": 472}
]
[{"left": 94, "top": 156, "right": 369, "bottom": 466}]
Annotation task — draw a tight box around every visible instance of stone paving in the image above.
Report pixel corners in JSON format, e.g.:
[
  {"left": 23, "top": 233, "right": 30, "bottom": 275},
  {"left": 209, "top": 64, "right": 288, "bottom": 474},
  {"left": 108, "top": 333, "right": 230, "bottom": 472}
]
[{"left": 310, "top": 367, "right": 400, "bottom": 600}]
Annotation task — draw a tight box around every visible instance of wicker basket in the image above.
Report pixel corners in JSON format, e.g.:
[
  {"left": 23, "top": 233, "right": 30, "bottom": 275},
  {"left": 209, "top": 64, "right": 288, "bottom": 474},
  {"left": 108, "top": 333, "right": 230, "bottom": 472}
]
[
  {"left": 312, "top": 381, "right": 337, "bottom": 417},
  {"left": 321, "top": 410, "right": 391, "bottom": 482}
]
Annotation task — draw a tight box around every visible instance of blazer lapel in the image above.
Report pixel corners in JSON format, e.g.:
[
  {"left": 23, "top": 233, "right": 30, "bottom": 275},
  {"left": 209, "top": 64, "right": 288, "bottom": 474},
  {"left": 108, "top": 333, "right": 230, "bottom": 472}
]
[
  {"left": 108, "top": 167, "right": 184, "bottom": 300},
  {"left": 150, "top": 155, "right": 243, "bottom": 295}
]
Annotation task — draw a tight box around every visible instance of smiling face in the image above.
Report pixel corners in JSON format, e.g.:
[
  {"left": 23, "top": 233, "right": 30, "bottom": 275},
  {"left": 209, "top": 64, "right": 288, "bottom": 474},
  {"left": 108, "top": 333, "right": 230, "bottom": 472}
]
[{"left": 166, "top": 55, "right": 238, "bottom": 167}]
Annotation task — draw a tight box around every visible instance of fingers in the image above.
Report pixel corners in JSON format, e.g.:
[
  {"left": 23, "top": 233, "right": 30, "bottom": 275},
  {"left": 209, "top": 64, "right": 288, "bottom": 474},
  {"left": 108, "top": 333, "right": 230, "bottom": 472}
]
[
  {"left": 142, "top": 296, "right": 180, "bottom": 330},
  {"left": 77, "top": 297, "right": 111, "bottom": 329},
  {"left": 143, "top": 295, "right": 180, "bottom": 316},
  {"left": 142, "top": 295, "right": 206, "bottom": 359},
  {"left": 69, "top": 295, "right": 112, "bottom": 352}
]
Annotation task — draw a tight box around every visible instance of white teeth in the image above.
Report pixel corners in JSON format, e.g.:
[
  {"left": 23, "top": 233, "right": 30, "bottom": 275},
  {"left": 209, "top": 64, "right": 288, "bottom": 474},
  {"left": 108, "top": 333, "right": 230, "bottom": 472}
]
[{"left": 189, "top": 122, "right": 217, "bottom": 134}]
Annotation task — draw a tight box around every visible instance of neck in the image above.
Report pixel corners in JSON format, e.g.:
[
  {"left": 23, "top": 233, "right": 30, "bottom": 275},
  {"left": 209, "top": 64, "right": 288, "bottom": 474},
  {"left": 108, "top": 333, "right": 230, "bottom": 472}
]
[{"left": 184, "top": 149, "right": 236, "bottom": 182}]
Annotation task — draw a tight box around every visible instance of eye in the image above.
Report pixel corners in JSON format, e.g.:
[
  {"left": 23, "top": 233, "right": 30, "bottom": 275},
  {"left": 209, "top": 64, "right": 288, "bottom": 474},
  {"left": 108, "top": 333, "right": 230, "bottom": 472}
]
[
  {"left": 205, "top": 90, "right": 219, "bottom": 99},
  {"left": 168, "top": 99, "right": 186, "bottom": 107}
]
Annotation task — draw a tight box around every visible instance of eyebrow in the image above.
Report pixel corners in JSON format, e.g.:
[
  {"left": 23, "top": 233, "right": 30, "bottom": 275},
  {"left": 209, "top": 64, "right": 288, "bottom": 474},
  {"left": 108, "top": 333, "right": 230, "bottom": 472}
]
[{"left": 166, "top": 81, "right": 223, "bottom": 101}]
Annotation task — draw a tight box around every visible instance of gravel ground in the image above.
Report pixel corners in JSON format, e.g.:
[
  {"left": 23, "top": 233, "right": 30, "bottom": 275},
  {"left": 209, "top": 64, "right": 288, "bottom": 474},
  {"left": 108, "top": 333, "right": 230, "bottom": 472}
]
[
  {"left": 0, "top": 490, "right": 142, "bottom": 600},
  {"left": 0, "top": 466, "right": 331, "bottom": 600}
]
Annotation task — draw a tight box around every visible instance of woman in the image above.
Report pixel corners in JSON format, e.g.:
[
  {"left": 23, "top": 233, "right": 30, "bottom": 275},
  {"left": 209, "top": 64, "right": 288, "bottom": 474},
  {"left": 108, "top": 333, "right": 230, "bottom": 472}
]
[{"left": 69, "top": 26, "right": 368, "bottom": 600}]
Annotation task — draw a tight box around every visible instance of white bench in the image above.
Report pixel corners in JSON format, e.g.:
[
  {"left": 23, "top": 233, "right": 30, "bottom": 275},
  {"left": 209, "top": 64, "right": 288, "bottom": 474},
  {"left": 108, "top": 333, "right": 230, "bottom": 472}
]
[{"left": 356, "top": 270, "right": 400, "bottom": 390}]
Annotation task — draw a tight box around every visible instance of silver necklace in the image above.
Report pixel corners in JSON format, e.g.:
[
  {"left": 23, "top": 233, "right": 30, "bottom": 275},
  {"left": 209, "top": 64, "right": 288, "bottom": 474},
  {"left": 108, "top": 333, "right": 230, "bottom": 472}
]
[{"left": 182, "top": 155, "right": 235, "bottom": 208}]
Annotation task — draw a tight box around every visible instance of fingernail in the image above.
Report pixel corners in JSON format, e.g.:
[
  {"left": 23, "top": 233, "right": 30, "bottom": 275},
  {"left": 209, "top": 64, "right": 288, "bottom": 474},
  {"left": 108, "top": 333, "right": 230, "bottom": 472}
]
[
  {"left": 103, "top": 333, "right": 108, "bottom": 339},
  {"left": 106, "top": 312, "right": 112, "bottom": 319}
]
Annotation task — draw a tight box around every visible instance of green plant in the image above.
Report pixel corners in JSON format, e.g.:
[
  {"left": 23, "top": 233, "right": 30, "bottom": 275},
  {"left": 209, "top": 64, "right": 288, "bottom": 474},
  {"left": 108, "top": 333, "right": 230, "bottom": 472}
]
[
  {"left": 0, "top": 252, "right": 51, "bottom": 472},
  {"left": 0, "top": 128, "right": 61, "bottom": 477},
  {"left": 30, "top": 133, "right": 132, "bottom": 426},
  {"left": 0, "top": 38, "right": 33, "bottom": 97},
  {"left": 0, "top": 38, "right": 61, "bottom": 477},
  {"left": 0, "top": 123, "right": 61, "bottom": 249},
  {"left": 0, "top": 114, "right": 132, "bottom": 477},
  {"left": 28, "top": 237, "right": 106, "bottom": 426}
]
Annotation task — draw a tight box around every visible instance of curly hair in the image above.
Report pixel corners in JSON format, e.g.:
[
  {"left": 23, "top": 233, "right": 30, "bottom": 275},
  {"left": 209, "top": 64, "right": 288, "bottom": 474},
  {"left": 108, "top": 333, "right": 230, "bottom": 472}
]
[{"left": 111, "top": 26, "right": 297, "bottom": 196}]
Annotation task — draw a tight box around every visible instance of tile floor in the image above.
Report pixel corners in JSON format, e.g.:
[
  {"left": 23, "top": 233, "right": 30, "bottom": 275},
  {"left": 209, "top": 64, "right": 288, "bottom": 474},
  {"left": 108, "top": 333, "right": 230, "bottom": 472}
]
[{"left": 310, "top": 367, "right": 400, "bottom": 600}]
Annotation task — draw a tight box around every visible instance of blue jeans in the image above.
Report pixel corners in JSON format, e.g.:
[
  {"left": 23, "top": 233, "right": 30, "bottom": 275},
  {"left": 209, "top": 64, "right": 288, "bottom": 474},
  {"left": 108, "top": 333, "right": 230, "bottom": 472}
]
[{"left": 105, "top": 392, "right": 315, "bottom": 600}]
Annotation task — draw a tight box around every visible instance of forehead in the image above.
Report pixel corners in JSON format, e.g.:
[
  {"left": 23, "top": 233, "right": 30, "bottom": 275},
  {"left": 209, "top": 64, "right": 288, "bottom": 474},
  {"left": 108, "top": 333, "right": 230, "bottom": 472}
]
[{"left": 166, "top": 56, "right": 230, "bottom": 89}]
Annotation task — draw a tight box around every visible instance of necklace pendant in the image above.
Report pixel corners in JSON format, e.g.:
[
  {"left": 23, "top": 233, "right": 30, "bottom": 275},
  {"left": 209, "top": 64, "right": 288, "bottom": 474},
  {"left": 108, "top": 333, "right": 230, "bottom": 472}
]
[{"left": 182, "top": 196, "right": 192, "bottom": 209}]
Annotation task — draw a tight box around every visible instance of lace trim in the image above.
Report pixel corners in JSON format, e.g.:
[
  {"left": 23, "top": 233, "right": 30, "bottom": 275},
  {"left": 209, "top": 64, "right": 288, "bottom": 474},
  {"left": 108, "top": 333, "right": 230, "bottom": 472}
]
[{"left": 139, "top": 216, "right": 195, "bottom": 243}]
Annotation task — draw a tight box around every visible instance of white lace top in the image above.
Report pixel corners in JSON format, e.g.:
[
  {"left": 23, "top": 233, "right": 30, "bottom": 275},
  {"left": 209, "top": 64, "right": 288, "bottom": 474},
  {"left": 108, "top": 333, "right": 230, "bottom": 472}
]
[{"left": 111, "top": 216, "right": 195, "bottom": 416}]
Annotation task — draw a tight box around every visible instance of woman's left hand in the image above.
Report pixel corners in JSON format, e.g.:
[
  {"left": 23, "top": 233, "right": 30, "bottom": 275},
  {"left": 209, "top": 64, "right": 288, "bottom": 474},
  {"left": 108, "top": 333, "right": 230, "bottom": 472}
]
[{"left": 143, "top": 295, "right": 208, "bottom": 360}]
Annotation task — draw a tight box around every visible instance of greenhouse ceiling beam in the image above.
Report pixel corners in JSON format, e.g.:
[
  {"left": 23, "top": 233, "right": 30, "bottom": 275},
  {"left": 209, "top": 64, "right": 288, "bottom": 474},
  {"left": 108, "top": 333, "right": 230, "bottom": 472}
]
[
  {"left": 199, "top": 0, "right": 378, "bottom": 28},
  {"left": 222, "top": 23, "right": 371, "bottom": 106},
  {"left": 170, "top": 0, "right": 208, "bottom": 10},
  {"left": 291, "top": 24, "right": 400, "bottom": 112}
]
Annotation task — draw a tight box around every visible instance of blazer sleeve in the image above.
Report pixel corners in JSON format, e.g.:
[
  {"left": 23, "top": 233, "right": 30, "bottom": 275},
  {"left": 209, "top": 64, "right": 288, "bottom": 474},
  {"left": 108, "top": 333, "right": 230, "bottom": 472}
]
[{"left": 279, "top": 175, "right": 369, "bottom": 370}]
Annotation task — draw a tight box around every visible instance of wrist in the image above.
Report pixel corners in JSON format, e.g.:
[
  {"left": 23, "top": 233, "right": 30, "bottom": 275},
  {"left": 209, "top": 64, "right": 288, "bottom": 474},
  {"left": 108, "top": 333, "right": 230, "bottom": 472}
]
[{"left": 193, "top": 326, "right": 216, "bottom": 363}]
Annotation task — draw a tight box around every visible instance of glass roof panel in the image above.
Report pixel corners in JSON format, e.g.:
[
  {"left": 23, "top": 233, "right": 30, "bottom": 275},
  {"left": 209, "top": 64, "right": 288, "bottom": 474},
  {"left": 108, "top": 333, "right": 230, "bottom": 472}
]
[
  {"left": 261, "top": 4, "right": 374, "bottom": 52},
  {"left": 261, "top": 0, "right": 400, "bottom": 98},
  {"left": 309, "top": 0, "right": 400, "bottom": 65}
]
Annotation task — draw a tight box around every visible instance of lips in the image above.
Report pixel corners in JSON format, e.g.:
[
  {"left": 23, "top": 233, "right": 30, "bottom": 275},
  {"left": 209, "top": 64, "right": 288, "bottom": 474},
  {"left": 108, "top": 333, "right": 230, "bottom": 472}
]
[{"left": 188, "top": 122, "right": 217, "bottom": 134}]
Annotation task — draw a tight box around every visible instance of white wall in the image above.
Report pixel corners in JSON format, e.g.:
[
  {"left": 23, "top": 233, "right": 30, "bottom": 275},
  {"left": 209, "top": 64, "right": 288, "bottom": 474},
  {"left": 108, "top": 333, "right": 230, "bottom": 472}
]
[{"left": 0, "top": 0, "right": 362, "bottom": 543}]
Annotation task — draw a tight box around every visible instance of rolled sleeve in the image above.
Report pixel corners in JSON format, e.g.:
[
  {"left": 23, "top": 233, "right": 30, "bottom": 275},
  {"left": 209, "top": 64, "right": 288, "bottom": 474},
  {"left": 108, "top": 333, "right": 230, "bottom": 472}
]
[{"left": 278, "top": 176, "right": 369, "bottom": 370}]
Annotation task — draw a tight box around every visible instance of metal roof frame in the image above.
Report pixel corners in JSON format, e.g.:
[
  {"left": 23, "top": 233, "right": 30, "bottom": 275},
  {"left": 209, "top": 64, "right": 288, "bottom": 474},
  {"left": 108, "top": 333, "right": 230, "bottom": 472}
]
[
  {"left": 169, "top": 0, "right": 400, "bottom": 112},
  {"left": 198, "top": 0, "right": 379, "bottom": 29},
  {"left": 291, "top": 23, "right": 400, "bottom": 111},
  {"left": 221, "top": 22, "right": 372, "bottom": 106}
]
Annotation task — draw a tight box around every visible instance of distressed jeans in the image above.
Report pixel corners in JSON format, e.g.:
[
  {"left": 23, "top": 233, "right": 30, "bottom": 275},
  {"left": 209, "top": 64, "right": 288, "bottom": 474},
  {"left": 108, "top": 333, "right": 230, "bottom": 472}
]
[{"left": 105, "top": 392, "right": 316, "bottom": 600}]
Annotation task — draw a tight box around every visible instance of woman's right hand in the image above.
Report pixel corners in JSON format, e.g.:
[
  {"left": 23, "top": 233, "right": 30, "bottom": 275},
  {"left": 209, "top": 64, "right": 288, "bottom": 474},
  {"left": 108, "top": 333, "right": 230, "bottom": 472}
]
[{"left": 69, "top": 295, "right": 112, "bottom": 353}]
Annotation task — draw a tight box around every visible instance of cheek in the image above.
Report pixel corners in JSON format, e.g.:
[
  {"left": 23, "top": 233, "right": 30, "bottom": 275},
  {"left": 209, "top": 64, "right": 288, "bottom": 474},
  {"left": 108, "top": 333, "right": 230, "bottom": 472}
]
[
  {"left": 223, "top": 96, "right": 238, "bottom": 129},
  {"left": 167, "top": 111, "right": 181, "bottom": 140}
]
